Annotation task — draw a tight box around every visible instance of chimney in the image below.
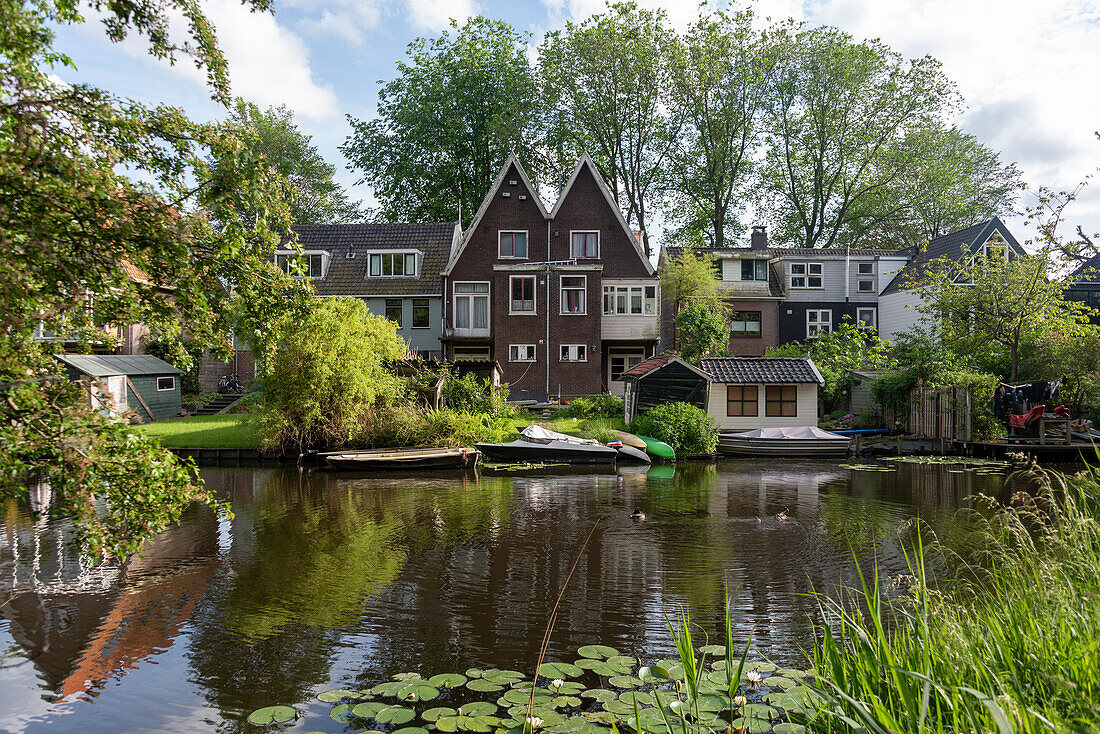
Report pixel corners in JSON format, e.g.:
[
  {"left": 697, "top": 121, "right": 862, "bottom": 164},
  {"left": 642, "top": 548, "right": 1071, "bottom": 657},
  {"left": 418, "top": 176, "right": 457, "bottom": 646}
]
[{"left": 750, "top": 225, "right": 768, "bottom": 251}]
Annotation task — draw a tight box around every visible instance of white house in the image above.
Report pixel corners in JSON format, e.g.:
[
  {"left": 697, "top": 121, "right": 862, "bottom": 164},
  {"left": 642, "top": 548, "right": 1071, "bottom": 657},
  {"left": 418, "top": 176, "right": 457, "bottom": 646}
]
[{"left": 699, "top": 357, "right": 824, "bottom": 431}]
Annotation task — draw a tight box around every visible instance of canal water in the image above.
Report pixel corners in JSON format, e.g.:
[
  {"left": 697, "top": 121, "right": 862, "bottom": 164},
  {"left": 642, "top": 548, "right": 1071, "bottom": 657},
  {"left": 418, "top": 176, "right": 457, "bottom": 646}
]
[{"left": 0, "top": 460, "right": 1014, "bottom": 733}]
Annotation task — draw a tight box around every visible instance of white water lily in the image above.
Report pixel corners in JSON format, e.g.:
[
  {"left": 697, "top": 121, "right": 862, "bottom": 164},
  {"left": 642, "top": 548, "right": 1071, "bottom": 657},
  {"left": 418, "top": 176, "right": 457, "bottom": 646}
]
[
  {"left": 746, "top": 670, "right": 764, "bottom": 687},
  {"left": 551, "top": 679, "right": 565, "bottom": 690},
  {"left": 525, "top": 716, "right": 544, "bottom": 730},
  {"left": 668, "top": 700, "right": 684, "bottom": 712},
  {"left": 733, "top": 695, "right": 748, "bottom": 708}
]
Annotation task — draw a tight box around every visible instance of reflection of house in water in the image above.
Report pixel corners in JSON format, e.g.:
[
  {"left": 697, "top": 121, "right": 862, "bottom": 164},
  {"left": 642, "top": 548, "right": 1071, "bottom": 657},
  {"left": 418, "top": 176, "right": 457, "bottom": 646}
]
[{"left": 0, "top": 499, "right": 218, "bottom": 701}]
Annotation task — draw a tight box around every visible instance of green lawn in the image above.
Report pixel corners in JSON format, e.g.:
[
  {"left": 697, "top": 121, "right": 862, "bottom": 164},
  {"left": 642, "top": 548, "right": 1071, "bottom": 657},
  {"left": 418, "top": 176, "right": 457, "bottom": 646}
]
[{"left": 136, "top": 414, "right": 262, "bottom": 448}]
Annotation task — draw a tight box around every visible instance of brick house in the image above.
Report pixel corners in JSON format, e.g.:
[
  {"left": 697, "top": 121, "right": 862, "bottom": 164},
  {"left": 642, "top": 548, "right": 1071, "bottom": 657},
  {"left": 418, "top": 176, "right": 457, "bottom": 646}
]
[{"left": 441, "top": 154, "right": 659, "bottom": 400}]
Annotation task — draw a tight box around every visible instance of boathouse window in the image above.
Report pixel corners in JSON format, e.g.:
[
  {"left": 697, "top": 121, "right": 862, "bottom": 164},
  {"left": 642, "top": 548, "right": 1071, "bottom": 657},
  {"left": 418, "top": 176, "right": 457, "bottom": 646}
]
[
  {"left": 560, "top": 276, "right": 586, "bottom": 314},
  {"left": 509, "top": 344, "right": 536, "bottom": 362},
  {"left": 571, "top": 231, "right": 599, "bottom": 259},
  {"left": 157, "top": 376, "right": 175, "bottom": 391},
  {"left": 741, "top": 260, "right": 768, "bottom": 281},
  {"left": 499, "top": 231, "right": 528, "bottom": 259},
  {"left": 730, "top": 311, "right": 762, "bottom": 337},
  {"left": 510, "top": 275, "right": 536, "bottom": 313},
  {"left": 412, "top": 299, "right": 430, "bottom": 328},
  {"left": 560, "top": 344, "right": 587, "bottom": 362},
  {"left": 385, "top": 299, "right": 403, "bottom": 326},
  {"left": 765, "top": 385, "right": 798, "bottom": 417},
  {"left": 726, "top": 385, "right": 758, "bottom": 416}
]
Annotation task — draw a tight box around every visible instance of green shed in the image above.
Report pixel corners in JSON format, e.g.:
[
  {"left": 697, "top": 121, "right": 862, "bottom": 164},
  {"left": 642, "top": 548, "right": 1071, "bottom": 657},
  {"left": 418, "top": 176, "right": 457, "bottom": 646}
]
[{"left": 55, "top": 354, "right": 183, "bottom": 422}]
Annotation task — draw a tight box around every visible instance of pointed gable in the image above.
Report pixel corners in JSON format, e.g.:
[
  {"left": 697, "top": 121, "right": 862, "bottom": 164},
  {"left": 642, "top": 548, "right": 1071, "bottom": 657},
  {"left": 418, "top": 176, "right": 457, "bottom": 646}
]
[
  {"left": 548, "top": 155, "right": 654, "bottom": 277},
  {"left": 443, "top": 154, "right": 548, "bottom": 276}
]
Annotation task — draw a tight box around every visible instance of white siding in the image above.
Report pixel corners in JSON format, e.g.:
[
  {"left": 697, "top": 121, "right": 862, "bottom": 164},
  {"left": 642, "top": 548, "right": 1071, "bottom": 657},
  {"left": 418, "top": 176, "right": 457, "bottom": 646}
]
[
  {"left": 707, "top": 382, "right": 819, "bottom": 431},
  {"left": 877, "top": 257, "right": 909, "bottom": 295},
  {"left": 602, "top": 315, "right": 660, "bottom": 340},
  {"left": 877, "top": 290, "right": 924, "bottom": 342}
]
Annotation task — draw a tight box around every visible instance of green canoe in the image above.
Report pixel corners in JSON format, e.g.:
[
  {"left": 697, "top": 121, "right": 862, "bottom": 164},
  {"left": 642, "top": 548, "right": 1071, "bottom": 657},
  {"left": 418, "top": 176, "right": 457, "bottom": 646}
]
[{"left": 636, "top": 435, "right": 675, "bottom": 459}]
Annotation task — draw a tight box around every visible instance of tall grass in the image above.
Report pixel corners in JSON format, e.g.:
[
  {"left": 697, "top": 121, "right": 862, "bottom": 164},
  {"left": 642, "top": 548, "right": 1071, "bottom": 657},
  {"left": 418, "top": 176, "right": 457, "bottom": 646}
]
[{"left": 806, "top": 461, "right": 1100, "bottom": 733}]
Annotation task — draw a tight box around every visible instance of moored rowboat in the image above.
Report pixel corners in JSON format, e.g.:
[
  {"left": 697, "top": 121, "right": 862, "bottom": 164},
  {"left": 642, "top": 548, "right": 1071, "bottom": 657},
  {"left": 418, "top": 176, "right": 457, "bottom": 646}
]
[
  {"left": 320, "top": 447, "right": 480, "bottom": 471},
  {"left": 718, "top": 426, "right": 849, "bottom": 458}
]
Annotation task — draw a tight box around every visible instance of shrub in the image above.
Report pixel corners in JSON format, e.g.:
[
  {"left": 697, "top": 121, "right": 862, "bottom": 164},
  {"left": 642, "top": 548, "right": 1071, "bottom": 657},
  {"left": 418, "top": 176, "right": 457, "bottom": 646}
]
[
  {"left": 440, "top": 368, "right": 513, "bottom": 418},
  {"left": 144, "top": 337, "right": 205, "bottom": 395},
  {"left": 565, "top": 393, "right": 625, "bottom": 419},
  {"left": 251, "top": 297, "right": 407, "bottom": 452},
  {"left": 357, "top": 402, "right": 515, "bottom": 448},
  {"left": 629, "top": 401, "right": 718, "bottom": 455}
]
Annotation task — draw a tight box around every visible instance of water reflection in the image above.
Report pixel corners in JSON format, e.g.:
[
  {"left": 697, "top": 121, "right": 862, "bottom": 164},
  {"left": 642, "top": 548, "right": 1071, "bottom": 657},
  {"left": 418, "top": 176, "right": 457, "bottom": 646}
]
[{"left": 0, "top": 460, "right": 1005, "bottom": 733}]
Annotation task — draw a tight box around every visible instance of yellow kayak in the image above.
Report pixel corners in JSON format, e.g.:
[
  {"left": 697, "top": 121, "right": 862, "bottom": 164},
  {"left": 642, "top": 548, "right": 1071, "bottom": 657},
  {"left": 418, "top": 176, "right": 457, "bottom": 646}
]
[{"left": 611, "top": 430, "right": 647, "bottom": 450}]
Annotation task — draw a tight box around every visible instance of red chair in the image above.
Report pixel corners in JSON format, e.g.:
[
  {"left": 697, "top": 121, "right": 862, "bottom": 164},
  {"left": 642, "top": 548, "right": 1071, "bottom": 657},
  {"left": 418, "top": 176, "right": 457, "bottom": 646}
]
[{"left": 1009, "top": 405, "right": 1046, "bottom": 434}]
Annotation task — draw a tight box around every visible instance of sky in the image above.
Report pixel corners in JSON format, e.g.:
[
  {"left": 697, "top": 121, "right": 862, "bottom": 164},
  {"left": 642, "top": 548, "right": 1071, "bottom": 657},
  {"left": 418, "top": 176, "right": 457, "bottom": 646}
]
[{"left": 51, "top": 0, "right": 1100, "bottom": 248}]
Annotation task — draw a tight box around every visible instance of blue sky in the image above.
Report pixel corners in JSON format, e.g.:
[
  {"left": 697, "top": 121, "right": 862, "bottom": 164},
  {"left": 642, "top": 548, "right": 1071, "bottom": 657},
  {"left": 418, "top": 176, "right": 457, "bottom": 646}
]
[{"left": 52, "top": 0, "right": 1100, "bottom": 247}]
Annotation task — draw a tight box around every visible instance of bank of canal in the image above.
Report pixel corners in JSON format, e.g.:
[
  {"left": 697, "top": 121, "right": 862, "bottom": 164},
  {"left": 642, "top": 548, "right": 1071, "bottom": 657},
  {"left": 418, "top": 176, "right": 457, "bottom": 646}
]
[{"left": 0, "top": 459, "right": 1017, "bottom": 733}]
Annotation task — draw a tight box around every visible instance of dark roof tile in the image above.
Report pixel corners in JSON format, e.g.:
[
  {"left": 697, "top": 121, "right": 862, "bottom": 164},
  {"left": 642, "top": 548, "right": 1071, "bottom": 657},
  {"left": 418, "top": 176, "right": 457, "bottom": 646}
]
[{"left": 700, "top": 357, "right": 824, "bottom": 385}]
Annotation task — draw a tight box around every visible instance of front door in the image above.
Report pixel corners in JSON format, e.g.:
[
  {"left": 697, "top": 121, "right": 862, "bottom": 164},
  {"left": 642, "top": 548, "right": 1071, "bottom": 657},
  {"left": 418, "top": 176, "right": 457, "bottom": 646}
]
[{"left": 608, "top": 348, "right": 646, "bottom": 396}]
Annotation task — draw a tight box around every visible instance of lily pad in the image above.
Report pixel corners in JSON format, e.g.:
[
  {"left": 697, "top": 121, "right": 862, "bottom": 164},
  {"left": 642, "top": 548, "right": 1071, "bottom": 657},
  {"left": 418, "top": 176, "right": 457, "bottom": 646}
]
[
  {"left": 394, "top": 728, "right": 432, "bottom": 734},
  {"left": 581, "top": 689, "right": 617, "bottom": 701},
  {"left": 459, "top": 702, "right": 499, "bottom": 717},
  {"left": 394, "top": 672, "right": 423, "bottom": 681},
  {"left": 732, "top": 717, "right": 773, "bottom": 733},
  {"left": 617, "top": 690, "right": 655, "bottom": 706},
  {"left": 746, "top": 662, "right": 777, "bottom": 673},
  {"left": 467, "top": 679, "right": 504, "bottom": 693},
  {"left": 699, "top": 645, "right": 726, "bottom": 656},
  {"left": 765, "top": 676, "right": 798, "bottom": 690},
  {"left": 318, "top": 688, "right": 357, "bottom": 703},
  {"left": 539, "top": 661, "right": 584, "bottom": 679},
  {"left": 247, "top": 705, "right": 297, "bottom": 726},
  {"left": 430, "top": 673, "right": 469, "bottom": 688},
  {"left": 638, "top": 666, "right": 671, "bottom": 683},
  {"left": 352, "top": 701, "right": 387, "bottom": 719},
  {"left": 773, "top": 724, "right": 806, "bottom": 734},
  {"left": 422, "top": 707, "right": 457, "bottom": 722},
  {"left": 577, "top": 645, "right": 619, "bottom": 660},
  {"left": 607, "top": 675, "right": 643, "bottom": 688},
  {"left": 372, "top": 680, "right": 407, "bottom": 697},
  {"left": 503, "top": 687, "right": 553, "bottom": 706},
  {"left": 550, "top": 695, "right": 582, "bottom": 709},
  {"left": 606, "top": 655, "right": 637, "bottom": 668},
  {"left": 743, "top": 703, "right": 777, "bottom": 719},
  {"left": 330, "top": 703, "right": 353, "bottom": 724},
  {"left": 398, "top": 681, "right": 440, "bottom": 702},
  {"left": 376, "top": 706, "right": 416, "bottom": 725}
]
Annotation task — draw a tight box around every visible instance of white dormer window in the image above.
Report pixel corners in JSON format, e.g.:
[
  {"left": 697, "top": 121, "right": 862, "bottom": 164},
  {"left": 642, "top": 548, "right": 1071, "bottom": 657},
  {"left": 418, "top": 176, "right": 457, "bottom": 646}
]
[
  {"left": 981, "top": 233, "right": 1010, "bottom": 260},
  {"left": 741, "top": 259, "right": 768, "bottom": 281},
  {"left": 368, "top": 251, "right": 418, "bottom": 277},
  {"left": 275, "top": 252, "right": 325, "bottom": 279}
]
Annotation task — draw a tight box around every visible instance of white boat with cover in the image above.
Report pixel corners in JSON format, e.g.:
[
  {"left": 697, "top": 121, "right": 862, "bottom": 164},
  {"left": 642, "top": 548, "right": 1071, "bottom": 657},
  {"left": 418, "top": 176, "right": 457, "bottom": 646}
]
[{"left": 718, "top": 426, "right": 850, "bottom": 458}]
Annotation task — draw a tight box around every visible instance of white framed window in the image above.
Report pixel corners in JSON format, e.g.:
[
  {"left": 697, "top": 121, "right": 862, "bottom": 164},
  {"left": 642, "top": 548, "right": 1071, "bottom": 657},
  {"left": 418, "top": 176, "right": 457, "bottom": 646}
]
[
  {"left": 560, "top": 344, "right": 587, "bottom": 362},
  {"left": 857, "top": 262, "right": 874, "bottom": 275},
  {"left": 385, "top": 298, "right": 403, "bottom": 326},
  {"left": 981, "top": 233, "right": 1010, "bottom": 260},
  {"left": 156, "top": 376, "right": 175, "bottom": 391},
  {"left": 454, "top": 282, "right": 490, "bottom": 330},
  {"left": 276, "top": 252, "right": 324, "bottom": 278},
  {"left": 509, "top": 344, "right": 537, "bottom": 362},
  {"left": 740, "top": 260, "right": 768, "bottom": 281},
  {"left": 499, "top": 231, "right": 528, "bottom": 259},
  {"left": 790, "top": 262, "right": 823, "bottom": 288},
  {"left": 856, "top": 307, "right": 877, "bottom": 329},
  {"left": 602, "top": 285, "right": 656, "bottom": 315},
  {"left": 509, "top": 275, "right": 536, "bottom": 313},
  {"left": 561, "top": 276, "right": 587, "bottom": 314},
  {"left": 858, "top": 279, "right": 875, "bottom": 293},
  {"left": 806, "top": 309, "right": 832, "bottom": 337},
  {"left": 368, "top": 251, "right": 417, "bottom": 277}
]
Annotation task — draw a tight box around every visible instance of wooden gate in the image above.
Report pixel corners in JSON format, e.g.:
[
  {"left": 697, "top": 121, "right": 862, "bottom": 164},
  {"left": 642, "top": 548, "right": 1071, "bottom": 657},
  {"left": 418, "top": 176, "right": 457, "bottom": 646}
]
[{"left": 886, "top": 385, "right": 973, "bottom": 442}]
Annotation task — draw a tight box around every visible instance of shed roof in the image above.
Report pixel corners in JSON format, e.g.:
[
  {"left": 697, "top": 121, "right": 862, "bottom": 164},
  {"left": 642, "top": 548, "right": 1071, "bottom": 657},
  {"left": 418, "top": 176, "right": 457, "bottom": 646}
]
[
  {"left": 700, "top": 357, "right": 824, "bottom": 385},
  {"left": 621, "top": 355, "right": 710, "bottom": 381},
  {"left": 287, "top": 222, "right": 457, "bottom": 297},
  {"left": 55, "top": 354, "right": 182, "bottom": 377}
]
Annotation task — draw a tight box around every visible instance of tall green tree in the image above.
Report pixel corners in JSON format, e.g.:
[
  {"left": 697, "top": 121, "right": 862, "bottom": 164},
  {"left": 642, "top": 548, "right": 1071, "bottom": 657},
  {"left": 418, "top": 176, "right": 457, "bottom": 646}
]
[
  {"left": 341, "top": 17, "right": 537, "bottom": 227},
  {"left": 1, "top": 0, "right": 309, "bottom": 557},
  {"left": 225, "top": 99, "right": 364, "bottom": 225},
  {"left": 762, "top": 26, "right": 958, "bottom": 249},
  {"left": 538, "top": 2, "right": 679, "bottom": 254},
  {"left": 665, "top": 9, "right": 777, "bottom": 249},
  {"left": 912, "top": 245, "right": 1094, "bottom": 381},
  {"left": 845, "top": 123, "right": 1023, "bottom": 248}
]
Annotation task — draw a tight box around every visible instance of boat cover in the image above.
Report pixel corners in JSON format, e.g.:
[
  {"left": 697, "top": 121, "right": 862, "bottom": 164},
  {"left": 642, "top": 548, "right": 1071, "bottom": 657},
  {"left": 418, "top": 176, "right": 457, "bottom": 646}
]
[
  {"left": 520, "top": 425, "right": 600, "bottom": 445},
  {"left": 726, "top": 426, "right": 849, "bottom": 440}
]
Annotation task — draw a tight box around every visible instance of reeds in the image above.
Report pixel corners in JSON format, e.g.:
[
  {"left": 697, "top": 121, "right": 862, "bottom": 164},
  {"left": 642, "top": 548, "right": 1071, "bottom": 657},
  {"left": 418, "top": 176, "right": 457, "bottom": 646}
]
[{"left": 804, "top": 461, "right": 1100, "bottom": 733}]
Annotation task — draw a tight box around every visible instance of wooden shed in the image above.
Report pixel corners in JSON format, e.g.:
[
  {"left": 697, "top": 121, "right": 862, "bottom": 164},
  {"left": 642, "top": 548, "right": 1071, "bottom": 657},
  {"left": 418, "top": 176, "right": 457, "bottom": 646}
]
[
  {"left": 844, "top": 369, "right": 894, "bottom": 415},
  {"left": 699, "top": 357, "right": 824, "bottom": 432},
  {"left": 621, "top": 355, "right": 711, "bottom": 423},
  {"left": 55, "top": 354, "right": 183, "bottom": 422}
]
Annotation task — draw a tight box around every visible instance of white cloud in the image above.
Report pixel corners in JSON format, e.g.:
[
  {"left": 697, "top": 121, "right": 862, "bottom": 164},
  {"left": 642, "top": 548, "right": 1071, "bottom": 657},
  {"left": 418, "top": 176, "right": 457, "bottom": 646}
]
[
  {"left": 405, "top": 0, "right": 483, "bottom": 31},
  {"left": 283, "top": 0, "right": 384, "bottom": 44}
]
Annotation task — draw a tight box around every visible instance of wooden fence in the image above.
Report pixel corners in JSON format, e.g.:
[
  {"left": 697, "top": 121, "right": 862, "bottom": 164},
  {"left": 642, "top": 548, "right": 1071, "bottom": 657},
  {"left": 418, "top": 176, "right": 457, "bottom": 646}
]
[{"left": 885, "top": 385, "right": 973, "bottom": 443}]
